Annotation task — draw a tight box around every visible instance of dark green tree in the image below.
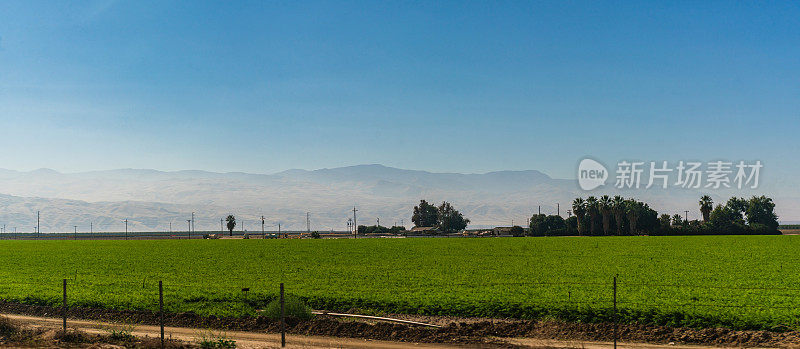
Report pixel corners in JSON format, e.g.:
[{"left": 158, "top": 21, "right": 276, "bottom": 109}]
[
  {"left": 746, "top": 195, "right": 779, "bottom": 232},
  {"left": 529, "top": 214, "right": 547, "bottom": 236},
  {"left": 599, "top": 195, "right": 612, "bottom": 235},
  {"left": 412, "top": 200, "right": 439, "bottom": 228},
  {"left": 565, "top": 216, "right": 578, "bottom": 235},
  {"left": 726, "top": 197, "right": 748, "bottom": 221},
  {"left": 585, "top": 196, "right": 601, "bottom": 235},
  {"left": 671, "top": 214, "right": 683, "bottom": 226},
  {"left": 437, "top": 201, "right": 470, "bottom": 233},
  {"left": 543, "top": 215, "right": 566, "bottom": 236},
  {"left": 572, "top": 198, "right": 587, "bottom": 235},
  {"left": 625, "top": 200, "right": 641, "bottom": 235},
  {"left": 612, "top": 196, "right": 626, "bottom": 235},
  {"left": 699, "top": 195, "right": 713, "bottom": 222},
  {"left": 659, "top": 214, "right": 672, "bottom": 230},
  {"left": 225, "top": 215, "right": 236, "bottom": 236}
]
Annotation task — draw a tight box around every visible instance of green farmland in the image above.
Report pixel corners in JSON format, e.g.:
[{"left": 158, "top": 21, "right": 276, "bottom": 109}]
[{"left": 1, "top": 236, "right": 799, "bottom": 330}]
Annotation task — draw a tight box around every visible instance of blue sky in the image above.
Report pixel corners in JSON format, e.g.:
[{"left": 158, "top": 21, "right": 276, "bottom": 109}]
[{"left": 0, "top": 1, "right": 798, "bottom": 180}]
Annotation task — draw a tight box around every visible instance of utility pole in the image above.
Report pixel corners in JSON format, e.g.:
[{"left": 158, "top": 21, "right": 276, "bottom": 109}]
[
  {"left": 278, "top": 222, "right": 281, "bottom": 237},
  {"left": 74, "top": 226, "right": 77, "bottom": 240},
  {"left": 306, "top": 212, "right": 310, "bottom": 234},
  {"left": 124, "top": 219, "right": 128, "bottom": 240},
  {"left": 352, "top": 206, "right": 358, "bottom": 238},
  {"left": 220, "top": 218, "right": 223, "bottom": 234},
  {"left": 538, "top": 205, "right": 541, "bottom": 215},
  {"left": 684, "top": 210, "right": 690, "bottom": 223},
  {"left": 191, "top": 212, "right": 195, "bottom": 235},
  {"left": 261, "top": 215, "right": 265, "bottom": 236},
  {"left": 557, "top": 203, "right": 560, "bottom": 217},
  {"left": 37, "top": 211, "right": 40, "bottom": 239},
  {"left": 377, "top": 218, "right": 379, "bottom": 227},
  {"left": 90, "top": 222, "right": 93, "bottom": 234}
]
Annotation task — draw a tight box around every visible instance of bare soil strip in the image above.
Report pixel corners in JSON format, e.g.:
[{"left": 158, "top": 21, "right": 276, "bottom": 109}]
[
  {"left": 0, "top": 301, "right": 796, "bottom": 348},
  {"left": 1, "top": 313, "right": 758, "bottom": 349},
  {"left": 3, "top": 313, "right": 464, "bottom": 349}
]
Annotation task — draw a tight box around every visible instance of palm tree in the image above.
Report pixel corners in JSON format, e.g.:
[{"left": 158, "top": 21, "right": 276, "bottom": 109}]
[
  {"left": 599, "top": 195, "right": 612, "bottom": 235},
  {"left": 572, "top": 198, "right": 586, "bottom": 235},
  {"left": 612, "top": 196, "right": 626, "bottom": 235},
  {"left": 586, "top": 196, "right": 599, "bottom": 235},
  {"left": 699, "top": 195, "right": 713, "bottom": 222},
  {"left": 625, "top": 200, "right": 640, "bottom": 235},
  {"left": 671, "top": 214, "right": 683, "bottom": 226},
  {"left": 226, "top": 215, "right": 236, "bottom": 236}
]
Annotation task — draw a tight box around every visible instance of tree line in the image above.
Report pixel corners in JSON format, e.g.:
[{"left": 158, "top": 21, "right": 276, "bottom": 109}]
[
  {"left": 524, "top": 195, "right": 779, "bottom": 237},
  {"left": 410, "top": 200, "right": 470, "bottom": 233}
]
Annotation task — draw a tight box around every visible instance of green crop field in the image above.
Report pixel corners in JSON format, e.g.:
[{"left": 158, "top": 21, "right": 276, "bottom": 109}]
[{"left": 1, "top": 236, "right": 799, "bottom": 330}]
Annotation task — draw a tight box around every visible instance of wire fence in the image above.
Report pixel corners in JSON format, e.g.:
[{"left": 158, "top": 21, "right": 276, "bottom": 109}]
[
  {"left": 5, "top": 275, "right": 799, "bottom": 315},
  {"left": 3, "top": 274, "right": 800, "bottom": 348}
]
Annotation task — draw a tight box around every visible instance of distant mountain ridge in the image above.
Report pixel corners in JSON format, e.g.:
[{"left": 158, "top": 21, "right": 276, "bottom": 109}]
[{"left": 0, "top": 164, "right": 796, "bottom": 232}]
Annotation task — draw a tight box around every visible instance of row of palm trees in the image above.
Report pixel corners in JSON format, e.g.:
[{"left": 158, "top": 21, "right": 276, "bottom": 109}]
[
  {"left": 572, "top": 195, "right": 637, "bottom": 235},
  {"left": 571, "top": 195, "right": 716, "bottom": 236}
]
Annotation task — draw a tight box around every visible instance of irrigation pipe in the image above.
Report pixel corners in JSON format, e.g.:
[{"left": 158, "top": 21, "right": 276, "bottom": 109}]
[{"left": 312, "top": 311, "right": 442, "bottom": 328}]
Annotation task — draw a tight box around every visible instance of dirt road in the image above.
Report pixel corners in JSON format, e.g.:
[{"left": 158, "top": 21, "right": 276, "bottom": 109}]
[{"left": 1, "top": 313, "right": 753, "bottom": 349}]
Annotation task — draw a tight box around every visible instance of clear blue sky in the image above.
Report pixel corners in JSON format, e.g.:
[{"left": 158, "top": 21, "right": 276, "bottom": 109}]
[{"left": 0, "top": 1, "right": 798, "bottom": 179}]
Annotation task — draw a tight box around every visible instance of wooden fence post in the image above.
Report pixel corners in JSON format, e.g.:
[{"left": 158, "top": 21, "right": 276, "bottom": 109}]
[
  {"left": 62, "top": 279, "right": 67, "bottom": 332},
  {"left": 613, "top": 275, "right": 617, "bottom": 349},
  {"left": 159, "top": 280, "right": 164, "bottom": 349},
  {"left": 280, "top": 283, "right": 285, "bottom": 347}
]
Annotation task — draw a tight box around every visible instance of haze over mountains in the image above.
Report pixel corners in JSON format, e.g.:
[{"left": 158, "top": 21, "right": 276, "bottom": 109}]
[{"left": 0, "top": 164, "right": 796, "bottom": 233}]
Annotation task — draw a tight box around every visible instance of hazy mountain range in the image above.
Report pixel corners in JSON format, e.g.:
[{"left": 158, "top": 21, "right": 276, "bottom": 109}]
[{"left": 0, "top": 164, "right": 796, "bottom": 233}]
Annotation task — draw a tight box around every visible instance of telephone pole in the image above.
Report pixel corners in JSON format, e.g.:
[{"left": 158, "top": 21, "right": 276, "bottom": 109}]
[
  {"left": 123, "top": 219, "right": 128, "bottom": 240},
  {"left": 352, "top": 206, "right": 358, "bottom": 238},
  {"left": 557, "top": 203, "right": 560, "bottom": 217},
  {"left": 191, "top": 212, "right": 195, "bottom": 235},
  {"left": 306, "top": 212, "right": 310, "bottom": 234},
  {"left": 261, "top": 215, "right": 265, "bottom": 236},
  {"left": 220, "top": 218, "right": 223, "bottom": 234}
]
